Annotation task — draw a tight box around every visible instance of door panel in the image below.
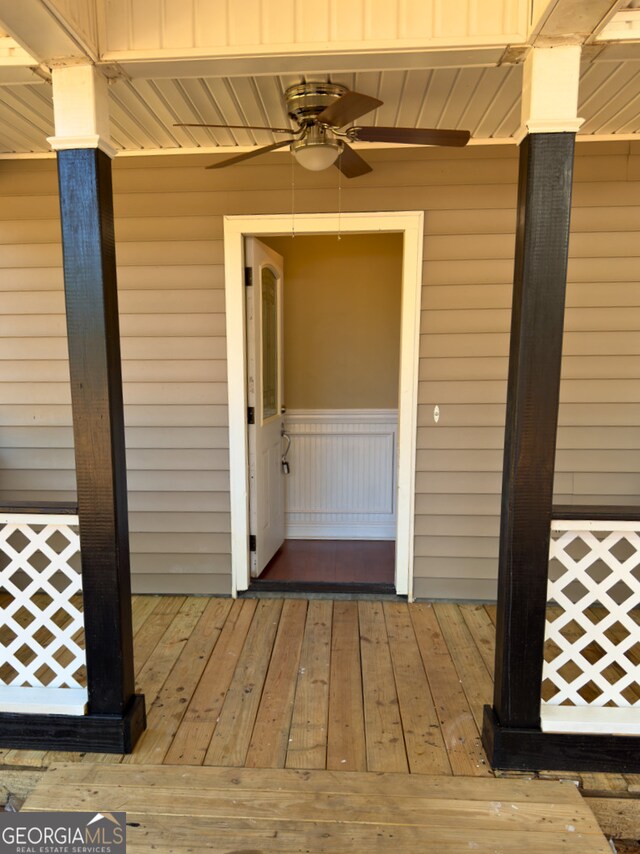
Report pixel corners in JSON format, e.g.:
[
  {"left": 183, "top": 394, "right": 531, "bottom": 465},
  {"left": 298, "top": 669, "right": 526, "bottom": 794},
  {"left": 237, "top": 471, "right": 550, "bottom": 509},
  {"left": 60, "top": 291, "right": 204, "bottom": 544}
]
[{"left": 246, "top": 237, "right": 285, "bottom": 577}]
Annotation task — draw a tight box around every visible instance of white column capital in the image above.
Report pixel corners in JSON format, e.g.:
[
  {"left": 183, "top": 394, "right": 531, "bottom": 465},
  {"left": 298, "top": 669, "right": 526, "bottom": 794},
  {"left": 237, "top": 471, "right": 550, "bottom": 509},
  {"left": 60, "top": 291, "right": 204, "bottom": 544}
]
[
  {"left": 47, "top": 64, "right": 116, "bottom": 158},
  {"left": 515, "top": 45, "right": 584, "bottom": 142}
]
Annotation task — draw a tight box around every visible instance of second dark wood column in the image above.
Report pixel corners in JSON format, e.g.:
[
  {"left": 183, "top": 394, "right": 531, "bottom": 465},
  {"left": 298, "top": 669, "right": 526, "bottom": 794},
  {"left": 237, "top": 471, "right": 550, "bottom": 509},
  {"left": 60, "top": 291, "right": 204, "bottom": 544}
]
[
  {"left": 57, "top": 147, "right": 142, "bottom": 724},
  {"left": 491, "top": 132, "right": 576, "bottom": 728}
]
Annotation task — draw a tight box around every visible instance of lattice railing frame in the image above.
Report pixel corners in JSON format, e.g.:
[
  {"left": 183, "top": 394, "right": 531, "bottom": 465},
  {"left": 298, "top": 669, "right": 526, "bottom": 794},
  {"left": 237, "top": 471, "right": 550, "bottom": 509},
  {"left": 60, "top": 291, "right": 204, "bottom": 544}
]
[
  {"left": 0, "top": 512, "right": 87, "bottom": 714},
  {"left": 541, "top": 519, "right": 640, "bottom": 735}
]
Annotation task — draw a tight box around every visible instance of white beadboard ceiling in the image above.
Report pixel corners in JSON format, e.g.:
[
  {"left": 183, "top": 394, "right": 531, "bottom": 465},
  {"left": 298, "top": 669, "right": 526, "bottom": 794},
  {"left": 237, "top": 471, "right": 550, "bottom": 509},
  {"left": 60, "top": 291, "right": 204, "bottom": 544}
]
[{"left": 0, "top": 58, "right": 639, "bottom": 155}]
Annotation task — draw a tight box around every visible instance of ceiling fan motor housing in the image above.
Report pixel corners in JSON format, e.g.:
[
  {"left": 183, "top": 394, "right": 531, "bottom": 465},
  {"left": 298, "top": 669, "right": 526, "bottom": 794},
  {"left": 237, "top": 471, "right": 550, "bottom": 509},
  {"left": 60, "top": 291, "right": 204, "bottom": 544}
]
[{"left": 285, "top": 82, "right": 348, "bottom": 125}]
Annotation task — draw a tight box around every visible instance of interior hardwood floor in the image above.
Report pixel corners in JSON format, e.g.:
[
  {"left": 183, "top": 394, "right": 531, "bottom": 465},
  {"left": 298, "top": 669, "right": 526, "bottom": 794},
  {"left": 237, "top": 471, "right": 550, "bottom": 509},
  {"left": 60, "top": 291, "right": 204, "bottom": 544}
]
[
  {"left": 1, "top": 596, "right": 639, "bottom": 842},
  {"left": 258, "top": 538, "right": 395, "bottom": 584}
]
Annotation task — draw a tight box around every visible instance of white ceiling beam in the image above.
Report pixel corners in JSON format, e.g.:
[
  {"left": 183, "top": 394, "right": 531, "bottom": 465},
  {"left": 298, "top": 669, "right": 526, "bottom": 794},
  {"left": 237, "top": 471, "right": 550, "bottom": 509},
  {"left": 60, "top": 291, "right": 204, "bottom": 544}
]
[
  {"left": 530, "top": 0, "right": 626, "bottom": 44},
  {"left": 0, "top": 0, "right": 96, "bottom": 66},
  {"left": 595, "top": 7, "right": 640, "bottom": 40},
  {"left": 102, "top": 46, "right": 510, "bottom": 81},
  {"left": 0, "top": 34, "right": 47, "bottom": 83}
]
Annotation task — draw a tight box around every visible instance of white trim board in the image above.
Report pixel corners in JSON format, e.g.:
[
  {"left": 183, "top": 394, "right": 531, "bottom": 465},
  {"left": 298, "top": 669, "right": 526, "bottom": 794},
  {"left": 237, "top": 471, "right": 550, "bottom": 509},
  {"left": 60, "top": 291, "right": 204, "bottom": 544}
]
[
  {"left": 0, "top": 686, "right": 88, "bottom": 716},
  {"left": 285, "top": 408, "right": 397, "bottom": 423},
  {"left": 224, "top": 211, "right": 423, "bottom": 599},
  {"left": 541, "top": 704, "right": 640, "bottom": 736}
]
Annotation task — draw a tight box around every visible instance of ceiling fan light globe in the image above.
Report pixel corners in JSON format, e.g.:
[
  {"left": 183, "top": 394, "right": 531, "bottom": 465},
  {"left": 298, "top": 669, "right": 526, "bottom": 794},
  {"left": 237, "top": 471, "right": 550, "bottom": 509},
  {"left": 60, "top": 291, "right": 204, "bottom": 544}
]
[{"left": 292, "top": 139, "right": 342, "bottom": 171}]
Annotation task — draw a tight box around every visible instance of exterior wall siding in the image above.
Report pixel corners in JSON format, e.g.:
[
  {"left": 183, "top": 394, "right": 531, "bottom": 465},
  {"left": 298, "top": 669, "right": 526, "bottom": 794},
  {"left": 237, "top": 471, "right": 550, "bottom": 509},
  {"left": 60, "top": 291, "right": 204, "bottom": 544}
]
[{"left": 0, "top": 141, "right": 638, "bottom": 597}]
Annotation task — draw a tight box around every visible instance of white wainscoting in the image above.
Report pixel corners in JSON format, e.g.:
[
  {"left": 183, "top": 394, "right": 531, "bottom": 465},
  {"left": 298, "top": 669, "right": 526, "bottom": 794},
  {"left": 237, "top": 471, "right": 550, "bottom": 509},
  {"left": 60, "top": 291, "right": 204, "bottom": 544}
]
[{"left": 284, "top": 409, "right": 397, "bottom": 539}]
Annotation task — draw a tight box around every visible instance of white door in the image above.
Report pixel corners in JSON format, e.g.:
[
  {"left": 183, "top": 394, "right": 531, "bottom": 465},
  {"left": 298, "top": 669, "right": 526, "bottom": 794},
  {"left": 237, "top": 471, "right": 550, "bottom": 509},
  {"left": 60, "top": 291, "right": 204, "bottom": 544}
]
[{"left": 246, "top": 237, "right": 286, "bottom": 577}]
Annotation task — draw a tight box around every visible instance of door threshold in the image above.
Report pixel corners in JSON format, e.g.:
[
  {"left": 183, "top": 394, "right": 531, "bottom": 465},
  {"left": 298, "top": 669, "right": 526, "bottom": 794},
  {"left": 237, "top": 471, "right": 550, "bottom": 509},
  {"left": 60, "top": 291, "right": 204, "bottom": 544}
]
[{"left": 247, "top": 580, "right": 396, "bottom": 596}]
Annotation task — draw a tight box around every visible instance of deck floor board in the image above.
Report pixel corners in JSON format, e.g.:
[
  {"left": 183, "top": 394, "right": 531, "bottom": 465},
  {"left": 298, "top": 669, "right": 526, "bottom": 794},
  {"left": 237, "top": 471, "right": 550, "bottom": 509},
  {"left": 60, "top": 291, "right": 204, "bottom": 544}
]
[
  {"left": 22, "top": 764, "right": 612, "bottom": 853},
  {"left": 285, "top": 599, "right": 333, "bottom": 770},
  {"left": 2, "top": 595, "right": 639, "bottom": 843},
  {"left": 326, "top": 600, "right": 367, "bottom": 772}
]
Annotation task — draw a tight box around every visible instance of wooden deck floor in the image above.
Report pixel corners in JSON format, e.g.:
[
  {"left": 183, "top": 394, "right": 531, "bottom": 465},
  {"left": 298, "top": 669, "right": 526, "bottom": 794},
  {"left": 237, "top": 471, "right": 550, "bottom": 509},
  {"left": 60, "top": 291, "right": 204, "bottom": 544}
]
[
  {"left": 1, "top": 595, "right": 639, "bottom": 840},
  {"left": 22, "top": 763, "right": 612, "bottom": 853}
]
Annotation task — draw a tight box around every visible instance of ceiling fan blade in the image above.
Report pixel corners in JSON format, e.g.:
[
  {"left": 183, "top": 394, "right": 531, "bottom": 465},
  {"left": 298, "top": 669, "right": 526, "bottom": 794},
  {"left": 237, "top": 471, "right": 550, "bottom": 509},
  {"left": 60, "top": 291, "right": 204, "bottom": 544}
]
[
  {"left": 205, "top": 139, "right": 293, "bottom": 170},
  {"left": 175, "top": 122, "right": 294, "bottom": 134},
  {"left": 316, "top": 90, "right": 383, "bottom": 128},
  {"left": 354, "top": 126, "right": 471, "bottom": 147},
  {"left": 335, "top": 143, "right": 372, "bottom": 179}
]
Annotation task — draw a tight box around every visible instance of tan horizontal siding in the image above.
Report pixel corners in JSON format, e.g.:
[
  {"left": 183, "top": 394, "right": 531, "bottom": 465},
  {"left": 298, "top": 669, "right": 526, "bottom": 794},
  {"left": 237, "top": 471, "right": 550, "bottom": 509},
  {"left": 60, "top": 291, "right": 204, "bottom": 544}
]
[
  {"left": 130, "top": 532, "right": 230, "bottom": 554},
  {"left": 422, "top": 330, "right": 639, "bottom": 357},
  {"left": 421, "top": 307, "right": 640, "bottom": 333},
  {"left": 0, "top": 426, "right": 73, "bottom": 447},
  {"left": 425, "top": 204, "right": 640, "bottom": 235},
  {"left": 415, "top": 537, "right": 499, "bottom": 559},
  {"left": 420, "top": 379, "right": 637, "bottom": 404},
  {"left": 556, "top": 177, "right": 640, "bottom": 515},
  {"left": 0, "top": 469, "right": 229, "bottom": 491},
  {"left": 414, "top": 577, "right": 497, "bottom": 601},
  {"left": 127, "top": 492, "right": 230, "bottom": 512},
  {"left": 131, "top": 574, "right": 230, "bottom": 595},
  {"left": 0, "top": 314, "right": 226, "bottom": 337},
  {"left": 0, "top": 143, "right": 638, "bottom": 597},
  {"left": 0, "top": 158, "right": 232, "bottom": 591},
  {"left": 129, "top": 511, "right": 230, "bottom": 533},
  {"left": 418, "top": 425, "right": 640, "bottom": 449},
  {"left": 414, "top": 556, "right": 497, "bottom": 579},
  {"left": 554, "top": 494, "right": 640, "bottom": 505},
  {"left": 415, "top": 515, "right": 500, "bottom": 538},
  {"left": 0, "top": 382, "right": 228, "bottom": 405},
  {"left": 132, "top": 554, "right": 231, "bottom": 574},
  {"left": 421, "top": 355, "right": 640, "bottom": 381},
  {"left": 0, "top": 489, "right": 230, "bottom": 512},
  {"left": 423, "top": 281, "right": 640, "bottom": 310},
  {"left": 415, "top": 145, "right": 639, "bottom": 595},
  {"left": 424, "top": 231, "right": 640, "bottom": 261}
]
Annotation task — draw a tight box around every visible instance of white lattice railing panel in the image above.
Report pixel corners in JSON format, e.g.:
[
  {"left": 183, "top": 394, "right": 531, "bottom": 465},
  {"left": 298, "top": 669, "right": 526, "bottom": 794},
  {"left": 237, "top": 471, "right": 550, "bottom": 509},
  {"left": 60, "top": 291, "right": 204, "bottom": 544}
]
[
  {"left": 0, "top": 513, "right": 87, "bottom": 715},
  {"left": 541, "top": 519, "right": 640, "bottom": 735}
]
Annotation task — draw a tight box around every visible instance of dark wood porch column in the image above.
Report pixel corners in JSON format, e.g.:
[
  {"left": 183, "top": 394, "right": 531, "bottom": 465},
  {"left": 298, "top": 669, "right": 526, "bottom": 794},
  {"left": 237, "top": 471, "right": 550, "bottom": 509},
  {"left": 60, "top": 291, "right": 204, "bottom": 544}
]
[
  {"left": 481, "top": 130, "right": 640, "bottom": 771},
  {"left": 493, "top": 131, "right": 575, "bottom": 727},
  {"left": 481, "top": 129, "right": 576, "bottom": 765},
  {"left": 57, "top": 147, "right": 143, "bottom": 733}
]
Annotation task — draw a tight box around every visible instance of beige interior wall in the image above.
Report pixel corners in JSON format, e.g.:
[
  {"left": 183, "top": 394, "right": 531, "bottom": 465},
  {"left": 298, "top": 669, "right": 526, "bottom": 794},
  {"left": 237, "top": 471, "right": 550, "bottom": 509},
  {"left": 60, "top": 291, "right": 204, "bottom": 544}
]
[
  {"left": 0, "top": 141, "right": 638, "bottom": 597},
  {"left": 262, "top": 233, "right": 402, "bottom": 410}
]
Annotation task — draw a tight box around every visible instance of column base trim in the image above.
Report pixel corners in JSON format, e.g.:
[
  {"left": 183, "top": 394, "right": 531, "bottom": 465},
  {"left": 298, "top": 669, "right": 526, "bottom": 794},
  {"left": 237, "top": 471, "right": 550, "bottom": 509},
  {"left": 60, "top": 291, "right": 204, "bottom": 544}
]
[
  {"left": 0, "top": 693, "right": 146, "bottom": 754},
  {"left": 482, "top": 705, "right": 640, "bottom": 773}
]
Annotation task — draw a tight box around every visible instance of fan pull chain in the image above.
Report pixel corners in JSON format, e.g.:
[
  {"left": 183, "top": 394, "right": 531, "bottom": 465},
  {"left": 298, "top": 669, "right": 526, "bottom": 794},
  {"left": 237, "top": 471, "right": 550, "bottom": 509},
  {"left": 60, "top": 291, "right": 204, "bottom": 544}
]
[
  {"left": 337, "top": 151, "right": 342, "bottom": 241},
  {"left": 290, "top": 151, "right": 296, "bottom": 238}
]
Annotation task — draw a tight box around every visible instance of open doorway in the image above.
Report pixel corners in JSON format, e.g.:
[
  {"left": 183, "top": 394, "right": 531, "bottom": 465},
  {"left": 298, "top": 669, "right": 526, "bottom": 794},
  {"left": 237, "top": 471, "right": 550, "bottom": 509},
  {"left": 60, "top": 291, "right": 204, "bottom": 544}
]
[
  {"left": 251, "top": 233, "right": 403, "bottom": 590},
  {"left": 224, "top": 212, "right": 424, "bottom": 599}
]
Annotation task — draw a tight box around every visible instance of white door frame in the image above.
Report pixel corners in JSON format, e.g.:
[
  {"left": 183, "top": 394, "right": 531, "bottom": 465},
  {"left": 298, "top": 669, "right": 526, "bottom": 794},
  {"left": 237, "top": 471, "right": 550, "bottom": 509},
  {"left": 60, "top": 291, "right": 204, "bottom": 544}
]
[{"left": 224, "top": 211, "right": 424, "bottom": 599}]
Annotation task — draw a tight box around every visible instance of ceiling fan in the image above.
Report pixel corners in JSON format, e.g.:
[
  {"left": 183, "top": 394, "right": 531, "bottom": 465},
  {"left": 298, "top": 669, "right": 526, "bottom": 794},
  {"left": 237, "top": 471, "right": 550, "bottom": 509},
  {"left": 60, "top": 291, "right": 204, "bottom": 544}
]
[{"left": 175, "top": 82, "right": 471, "bottom": 178}]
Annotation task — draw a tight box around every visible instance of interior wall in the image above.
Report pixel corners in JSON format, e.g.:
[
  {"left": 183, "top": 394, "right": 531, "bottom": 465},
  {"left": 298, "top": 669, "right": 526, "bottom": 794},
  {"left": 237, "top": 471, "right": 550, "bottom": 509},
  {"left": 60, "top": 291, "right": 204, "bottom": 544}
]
[
  {"left": 0, "top": 141, "right": 638, "bottom": 597},
  {"left": 262, "top": 233, "right": 402, "bottom": 410}
]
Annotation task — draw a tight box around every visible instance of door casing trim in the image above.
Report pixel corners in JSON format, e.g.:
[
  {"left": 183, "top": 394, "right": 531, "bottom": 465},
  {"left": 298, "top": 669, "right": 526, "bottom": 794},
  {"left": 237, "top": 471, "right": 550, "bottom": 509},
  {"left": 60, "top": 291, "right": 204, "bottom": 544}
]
[{"left": 223, "top": 211, "right": 424, "bottom": 599}]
